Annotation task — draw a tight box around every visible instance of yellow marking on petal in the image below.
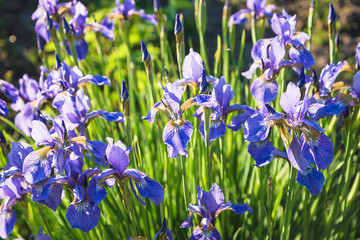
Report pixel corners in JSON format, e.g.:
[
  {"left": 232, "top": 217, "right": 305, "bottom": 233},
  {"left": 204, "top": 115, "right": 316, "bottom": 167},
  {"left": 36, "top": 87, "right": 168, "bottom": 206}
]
[
  {"left": 342, "top": 61, "right": 357, "bottom": 73},
  {"left": 180, "top": 98, "right": 196, "bottom": 113},
  {"left": 107, "top": 13, "right": 125, "bottom": 19},
  {"left": 71, "top": 136, "right": 87, "bottom": 145},
  {"left": 37, "top": 146, "right": 52, "bottom": 159}
]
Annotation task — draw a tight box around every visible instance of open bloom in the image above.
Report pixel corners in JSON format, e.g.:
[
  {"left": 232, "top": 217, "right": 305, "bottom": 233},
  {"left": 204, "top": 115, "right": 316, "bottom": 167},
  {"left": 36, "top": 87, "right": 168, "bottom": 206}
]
[
  {"left": 193, "top": 77, "right": 254, "bottom": 143},
  {"left": 143, "top": 82, "right": 193, "bottom": 158},
  {"left": 86, "top": 137, "right": 164, "bottom": 207},
  {"left": 229, "top": 0, "right": 276, "bottom": 26},
  {"left": 109, "top": 0, "right": 157, "bottom": 25},
  {"left": 181, "top": 183, "right": 252, "bottom": 240}
]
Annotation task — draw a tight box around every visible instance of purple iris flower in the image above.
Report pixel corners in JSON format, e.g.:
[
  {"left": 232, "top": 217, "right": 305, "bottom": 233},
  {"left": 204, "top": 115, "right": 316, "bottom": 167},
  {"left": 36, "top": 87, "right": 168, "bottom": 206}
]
[
  {"left": 35, "top": 227, "right": 53, "bottom": 240},
  {"left": 248, "top": 140, "right": 287, "bottom": 167},
  {"left": 244, "top": 104, "right": 285, "bottom": 142},
  {"left": 355, "top": 42, "right": 360, "bottom": 69},
  {"left": 243, "top": 10, "right": 314, "bottom": 106},
  {"left": 229, "top": 0, "right": 276, "bottom": 26},
  {"left": 143, "top": 82, "right": 193, "bottom": 158},
  {"left": 52, "top": 88, "right": 124, "bottom": 135},
  {"left": 110, "top": 0, "right": 157, "bottom": 26},
  {"left": 280, "top": 82, "right": 334, "bottom": 170},
  {"left": 173, "top": 49, "right": 216, "bottom": 88},
  {"left": 153, "top": 218, "right": 173, "bottom": 240},
  {"left": 0, "top": 79, "right": 19, "bottom": 116},
  {"left": 0, "top": 142, "right": 33, "bottom": 239},
  {"left": 271, "top": 10, "right": 315, "bottom": 70},
  {"left": 0, "top": 79, "right": 19, "bottom": 103},
  {"left": 180, "top": 183, "right": 252, "bottom": 240},
  {"left": 22, "top": 120, "right": 67, "bottom": 184},
  {"left": 350, "top": 71, "right": 360, "bottom": 100},
  {"left": 0, "top": 99, "right": 8, "bottom": 116},
  {"left": 192, "top": 77, "right": 255, "bottom": 143},
  {"left": 31, "top": 164, "right": 102, "bottom": 232},
  {"left": 58, "top": 61, "right": 111, "bottom": 90},
  {"left": 86, "top": 137, "right": 164, "bottom": 206},
  {"left": 306, "top": 62, "right": 351, "bottom": 120}
]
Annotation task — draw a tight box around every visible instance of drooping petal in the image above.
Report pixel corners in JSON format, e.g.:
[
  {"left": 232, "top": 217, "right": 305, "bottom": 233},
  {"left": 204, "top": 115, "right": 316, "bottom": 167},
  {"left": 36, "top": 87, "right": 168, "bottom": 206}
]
[
  {"left": 244, "top": 113, "right": 271, "bottom": 142},
  {"left": 0, "top": 209, "right": 16, "bottom": 239},
  {"left": 287, "top": 135, "right": 309, "bottom": 173},
  {"left": 78, "top": 74, "right": 111, "bottom": 86},
  {"left": 0, "top": 99, "right": 8, "bottom": 116},
  {"left": 289, "top": 46, "right": 315, "bottom": 70},
  {"left": 86, "top": 169, "right": 118, "bottom": 206},
  {"left": 8, "top": 142, "right": 33, "bottom": 170},
  {"left": 35, "top": 227, "right": 53, "bottom": 240},
  {"left": 248, "top": 141, "right": 276, "bottom": 167},
  {"left": 163, "top": 120, "right": 193, "bottom": 158},
  {"left": 134, "top": 176, "right": 164, "bottom": 206},
  {"left": 190, "top": 225, "right": 221, "bottom": 240},
  {"left": 142, "top": 101, "right": 164, "bottom": 123},
  {"left": 180, "top": 213, "right": 194, "bottom": 228},
  {"left": 296, "top": 167, "right": 325, "bottom": 196},
  {"left": 66, "top": 201, "right": 100, "bottom": 232},
  {"left": 302, "top": 133, "right": 334, "bottom": 170}
]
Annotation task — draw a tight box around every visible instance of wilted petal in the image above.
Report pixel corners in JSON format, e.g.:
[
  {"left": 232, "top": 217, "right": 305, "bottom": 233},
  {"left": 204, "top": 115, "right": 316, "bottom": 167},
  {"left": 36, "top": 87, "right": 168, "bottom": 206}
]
[{"left": 296, "top": 167, "right": 325, "bottom": 196}]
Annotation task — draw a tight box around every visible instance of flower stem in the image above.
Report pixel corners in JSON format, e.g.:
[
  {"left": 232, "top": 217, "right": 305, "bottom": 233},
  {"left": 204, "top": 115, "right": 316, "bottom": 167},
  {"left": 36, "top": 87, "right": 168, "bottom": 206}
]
[
  {"left": 180, "top": 155, "right": 189, "bottom": 208},
  {"left": 281, "top": 166, "right": 297, "bottom": 240}
]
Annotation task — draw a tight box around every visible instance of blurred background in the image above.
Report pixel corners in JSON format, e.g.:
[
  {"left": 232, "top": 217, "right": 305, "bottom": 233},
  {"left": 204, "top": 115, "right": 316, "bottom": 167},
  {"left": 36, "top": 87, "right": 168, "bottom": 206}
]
[{"left": 1, "top": 0, "right": 360, "bottom": 84}]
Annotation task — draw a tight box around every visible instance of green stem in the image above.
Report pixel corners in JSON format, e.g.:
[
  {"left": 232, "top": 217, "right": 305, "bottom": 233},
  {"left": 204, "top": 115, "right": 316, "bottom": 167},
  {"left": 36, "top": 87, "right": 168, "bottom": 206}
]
[
  {"left": 180, "top": 155, "right": 189, "bottom": 208},
  {"left": 281, "top": 166, "right": 297, "bottom": 240}
]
